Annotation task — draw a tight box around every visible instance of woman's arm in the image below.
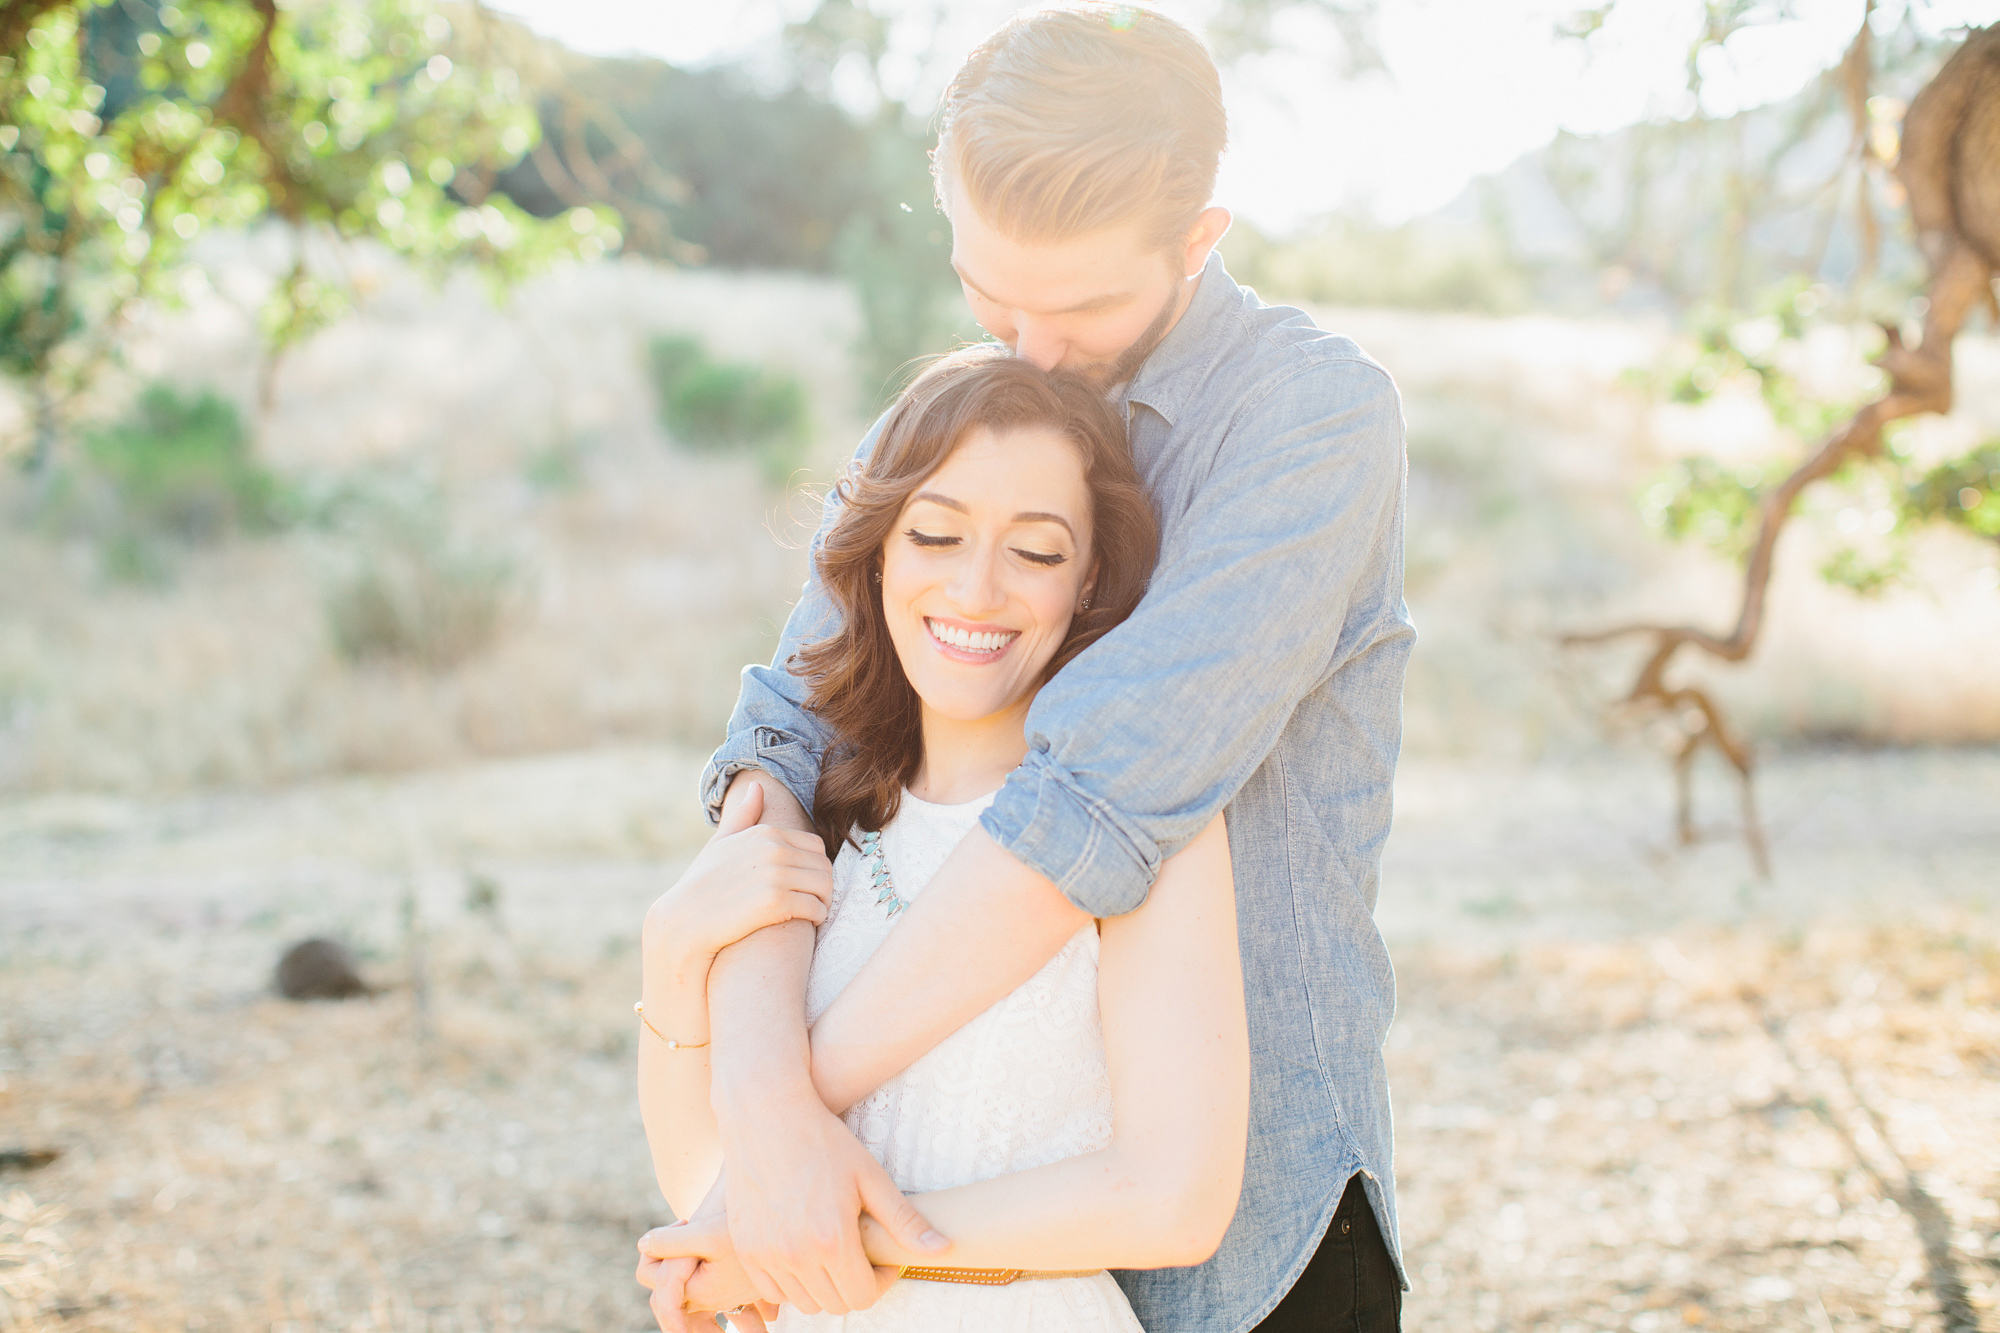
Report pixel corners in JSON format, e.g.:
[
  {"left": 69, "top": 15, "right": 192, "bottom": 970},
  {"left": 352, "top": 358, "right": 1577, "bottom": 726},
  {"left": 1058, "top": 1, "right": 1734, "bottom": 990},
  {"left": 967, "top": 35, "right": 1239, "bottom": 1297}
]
[
  {"left": 637, "top": 814, "right": 1244, "bottom": 1310},
  {"left": 638, "top": 939, "right": 720, "bottom": 1220},
  {"left": 807, "top": 826, "right": 1093, "bottom": 1115},
  {"left": 853, "top": 814, "right": 1248, "bottom": 1271},
  {"left": 638, "top": 783, "right": 835, "bottom": 1218}
]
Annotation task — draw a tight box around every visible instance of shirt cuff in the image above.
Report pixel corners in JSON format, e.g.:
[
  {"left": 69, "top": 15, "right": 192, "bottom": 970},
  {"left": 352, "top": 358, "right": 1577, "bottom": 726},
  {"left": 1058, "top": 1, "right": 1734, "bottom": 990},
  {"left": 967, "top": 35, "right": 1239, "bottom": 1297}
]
[
  {"left": 980, "top": 748, "right": 1162, "bottom": 917},
  {"left": 700, "top": 724, "right": 822, "bottom": 826}
]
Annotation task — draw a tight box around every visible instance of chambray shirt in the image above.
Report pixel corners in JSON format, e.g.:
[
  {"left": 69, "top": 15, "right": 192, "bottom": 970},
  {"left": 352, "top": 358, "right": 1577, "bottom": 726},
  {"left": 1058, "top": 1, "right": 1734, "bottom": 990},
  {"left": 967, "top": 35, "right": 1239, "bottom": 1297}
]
[{"left": 701, "top": 251, "right": 1413, "bottom": 1333}]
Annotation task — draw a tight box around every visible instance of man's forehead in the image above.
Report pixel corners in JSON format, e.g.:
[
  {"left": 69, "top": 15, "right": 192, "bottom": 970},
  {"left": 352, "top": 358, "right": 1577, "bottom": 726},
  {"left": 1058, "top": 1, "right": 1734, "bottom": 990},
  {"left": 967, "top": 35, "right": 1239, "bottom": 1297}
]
[
  {"left": 942, "top": 174, "right": 1161, "bottom": 315},
  {"left": 950, "top": 247, "right": 1141, "bottom": 318}
]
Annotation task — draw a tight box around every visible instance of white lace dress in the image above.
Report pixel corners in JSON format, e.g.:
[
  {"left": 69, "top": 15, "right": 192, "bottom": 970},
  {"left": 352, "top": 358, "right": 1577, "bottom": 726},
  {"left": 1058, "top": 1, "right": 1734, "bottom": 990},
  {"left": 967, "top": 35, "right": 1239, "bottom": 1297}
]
[{"left": 772, "top": 789, "right": 1142, "bottom": 1333}]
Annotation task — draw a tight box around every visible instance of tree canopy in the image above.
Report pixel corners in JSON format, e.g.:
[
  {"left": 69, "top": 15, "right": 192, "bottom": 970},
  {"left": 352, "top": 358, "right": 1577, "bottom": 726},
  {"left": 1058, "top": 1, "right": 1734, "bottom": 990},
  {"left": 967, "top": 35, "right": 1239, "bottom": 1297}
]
[{"left": 0, "top": 0, "right": 621, "bottom": 467}]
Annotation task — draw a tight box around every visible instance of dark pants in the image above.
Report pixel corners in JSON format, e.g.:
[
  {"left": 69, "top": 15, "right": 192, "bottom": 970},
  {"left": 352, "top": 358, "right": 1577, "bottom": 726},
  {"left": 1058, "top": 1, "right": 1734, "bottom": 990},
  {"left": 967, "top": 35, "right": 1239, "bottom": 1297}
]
[{"left": 1251, "top": 1174, "right": 1404, "bottom": 1333}]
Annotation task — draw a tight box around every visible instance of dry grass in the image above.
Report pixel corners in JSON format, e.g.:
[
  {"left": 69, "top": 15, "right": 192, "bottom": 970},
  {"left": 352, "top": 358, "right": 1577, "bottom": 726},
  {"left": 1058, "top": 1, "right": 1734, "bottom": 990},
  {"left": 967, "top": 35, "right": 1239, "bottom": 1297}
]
[
  {"left": 0, "top": 450, "right": 810, "bottom": 790},
  {"left": 3, "top": 746, "right": 1996, "bottom": 1333},
  {"left": 0, "top": 257, "right": 857, "bottom": 794},
  {"left": 4, "top": 265, "right": 1999, "bottom": 798}
]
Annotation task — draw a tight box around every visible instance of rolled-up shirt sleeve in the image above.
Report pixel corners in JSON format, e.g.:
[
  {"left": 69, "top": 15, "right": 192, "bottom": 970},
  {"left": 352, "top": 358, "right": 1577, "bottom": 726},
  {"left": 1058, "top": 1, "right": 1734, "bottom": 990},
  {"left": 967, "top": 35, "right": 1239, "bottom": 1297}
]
[
  {"left": 699, "top": 417, "right": 888, "bottom": 824},
  {"left": 982, "top": 357, "right": 1408, "bottom": 916}
]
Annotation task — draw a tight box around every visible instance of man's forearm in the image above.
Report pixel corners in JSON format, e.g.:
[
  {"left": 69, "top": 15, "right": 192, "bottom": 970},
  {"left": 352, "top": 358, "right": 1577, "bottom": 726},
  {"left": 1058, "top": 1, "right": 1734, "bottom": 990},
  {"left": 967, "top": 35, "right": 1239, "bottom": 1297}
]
[
  {"left": 707, "top": 920, "right": 816, "bottom": 1108},
  {"left": 722, "top": 767, "right": 814, "bottom": 837},
  {"left": 707, "top": 770, "right": 820, "bottom": 1113}
]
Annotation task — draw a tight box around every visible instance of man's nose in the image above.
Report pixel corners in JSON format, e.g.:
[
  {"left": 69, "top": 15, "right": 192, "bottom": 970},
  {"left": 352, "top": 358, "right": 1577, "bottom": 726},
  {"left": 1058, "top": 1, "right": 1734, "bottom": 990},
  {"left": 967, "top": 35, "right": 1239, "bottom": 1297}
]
[{"left": 1012, "top": 317, "right": 1064, "bottom": 372}]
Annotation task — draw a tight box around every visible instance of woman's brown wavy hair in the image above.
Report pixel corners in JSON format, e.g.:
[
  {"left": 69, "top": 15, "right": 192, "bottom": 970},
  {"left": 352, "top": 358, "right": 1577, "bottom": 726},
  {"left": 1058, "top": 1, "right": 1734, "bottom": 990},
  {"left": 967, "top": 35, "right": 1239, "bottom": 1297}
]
[{"left": 795, "top": 345, "right": 1158, "bottom": 858}]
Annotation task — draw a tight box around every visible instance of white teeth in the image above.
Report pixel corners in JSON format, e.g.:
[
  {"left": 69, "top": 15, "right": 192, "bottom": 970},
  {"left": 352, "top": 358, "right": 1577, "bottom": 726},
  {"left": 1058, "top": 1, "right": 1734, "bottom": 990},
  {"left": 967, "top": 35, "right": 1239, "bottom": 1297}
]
[{"left": 929, "top": 619, "right": 1014, "bottom": 653}]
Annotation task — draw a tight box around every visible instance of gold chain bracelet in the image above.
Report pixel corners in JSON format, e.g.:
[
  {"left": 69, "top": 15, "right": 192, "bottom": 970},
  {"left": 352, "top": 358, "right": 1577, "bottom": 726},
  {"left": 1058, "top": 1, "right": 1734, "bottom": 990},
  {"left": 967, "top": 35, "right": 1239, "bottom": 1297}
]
[{"left": 634, "top": 1001, "right": 709, "bottom": 1050}]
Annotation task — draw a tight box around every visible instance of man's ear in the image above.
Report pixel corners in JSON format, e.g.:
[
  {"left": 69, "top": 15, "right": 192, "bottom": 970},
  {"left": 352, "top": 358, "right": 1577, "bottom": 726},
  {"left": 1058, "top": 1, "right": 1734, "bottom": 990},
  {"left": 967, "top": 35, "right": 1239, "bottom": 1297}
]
[{"left": 1181, "top": 206, "right": 1233, "bottom": 279}]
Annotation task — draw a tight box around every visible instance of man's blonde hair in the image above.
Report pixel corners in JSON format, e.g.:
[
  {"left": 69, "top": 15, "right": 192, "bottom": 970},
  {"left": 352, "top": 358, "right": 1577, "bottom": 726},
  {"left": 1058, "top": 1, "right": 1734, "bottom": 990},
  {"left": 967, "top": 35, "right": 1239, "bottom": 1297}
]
[{"left": 934, "top": 4, "right": 1227, "bottom": 250}]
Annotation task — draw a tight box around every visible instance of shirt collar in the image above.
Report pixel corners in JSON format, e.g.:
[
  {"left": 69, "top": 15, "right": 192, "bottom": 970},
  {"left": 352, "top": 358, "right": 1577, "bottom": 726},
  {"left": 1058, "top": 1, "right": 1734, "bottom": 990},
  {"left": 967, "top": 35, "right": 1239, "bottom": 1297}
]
[{"left": 1121, "top": 249, "right": 1237, "bottom": 428}]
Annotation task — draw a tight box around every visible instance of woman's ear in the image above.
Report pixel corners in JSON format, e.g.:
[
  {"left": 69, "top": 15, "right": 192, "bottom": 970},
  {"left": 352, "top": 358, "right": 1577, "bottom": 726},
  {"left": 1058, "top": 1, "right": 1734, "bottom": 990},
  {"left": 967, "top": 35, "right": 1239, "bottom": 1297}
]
[{"left": 1078, "top": 562, "right": 1099, "bottom": 612}]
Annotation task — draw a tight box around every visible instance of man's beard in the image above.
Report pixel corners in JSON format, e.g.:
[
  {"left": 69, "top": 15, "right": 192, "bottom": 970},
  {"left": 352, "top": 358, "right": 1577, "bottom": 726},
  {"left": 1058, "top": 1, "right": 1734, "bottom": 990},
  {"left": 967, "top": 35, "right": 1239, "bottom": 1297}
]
[{"left": 1068, "top": 260, "right": 1188, "bottom": 389}]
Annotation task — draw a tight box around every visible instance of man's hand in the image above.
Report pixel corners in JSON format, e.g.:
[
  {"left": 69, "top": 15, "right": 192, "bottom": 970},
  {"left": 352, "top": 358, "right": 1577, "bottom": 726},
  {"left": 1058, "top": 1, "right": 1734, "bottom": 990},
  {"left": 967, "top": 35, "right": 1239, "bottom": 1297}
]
[{"left": 717, "top": 1090, "right": 946, "bottom": 1313}]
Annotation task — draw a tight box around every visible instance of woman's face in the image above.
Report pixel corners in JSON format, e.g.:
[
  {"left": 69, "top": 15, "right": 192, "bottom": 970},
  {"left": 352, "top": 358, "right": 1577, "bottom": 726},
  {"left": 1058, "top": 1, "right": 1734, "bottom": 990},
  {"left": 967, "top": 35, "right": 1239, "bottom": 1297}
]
[{"left": 880, "top": 423, "right": 1095, "bottom": 727}]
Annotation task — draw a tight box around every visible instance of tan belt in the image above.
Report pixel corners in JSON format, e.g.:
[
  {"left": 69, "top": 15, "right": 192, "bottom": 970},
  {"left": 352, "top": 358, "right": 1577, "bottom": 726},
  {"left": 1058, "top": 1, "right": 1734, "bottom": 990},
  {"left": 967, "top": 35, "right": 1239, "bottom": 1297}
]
[{"left": 897, "top": 1266, "right": 1105, "bottom": 1286}]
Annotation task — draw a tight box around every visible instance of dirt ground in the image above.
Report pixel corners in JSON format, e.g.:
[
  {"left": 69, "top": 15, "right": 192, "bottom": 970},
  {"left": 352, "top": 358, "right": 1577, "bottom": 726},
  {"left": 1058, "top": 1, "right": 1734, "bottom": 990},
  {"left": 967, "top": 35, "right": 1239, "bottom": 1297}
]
[{"left": 2, "top": 743, "right": 1995, "bottom": 1333}]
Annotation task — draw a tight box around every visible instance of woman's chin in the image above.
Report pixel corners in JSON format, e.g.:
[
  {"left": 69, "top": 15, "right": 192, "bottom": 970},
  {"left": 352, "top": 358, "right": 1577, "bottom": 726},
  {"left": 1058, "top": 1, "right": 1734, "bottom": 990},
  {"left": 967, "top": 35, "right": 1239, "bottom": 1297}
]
[{"left": 916, "top": 686, "right": 1034, "bottom": 729}]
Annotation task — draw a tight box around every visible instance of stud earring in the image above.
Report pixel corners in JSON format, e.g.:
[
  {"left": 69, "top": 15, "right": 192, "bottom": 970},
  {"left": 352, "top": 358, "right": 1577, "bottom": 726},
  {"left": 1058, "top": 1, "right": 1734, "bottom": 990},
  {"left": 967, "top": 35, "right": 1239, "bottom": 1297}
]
[
  {"left": 873, "top": 571, "right": 882, "bottom": 583},
  {"left": 1079, "top": 596, "right": 1091, "bottom": 610}
]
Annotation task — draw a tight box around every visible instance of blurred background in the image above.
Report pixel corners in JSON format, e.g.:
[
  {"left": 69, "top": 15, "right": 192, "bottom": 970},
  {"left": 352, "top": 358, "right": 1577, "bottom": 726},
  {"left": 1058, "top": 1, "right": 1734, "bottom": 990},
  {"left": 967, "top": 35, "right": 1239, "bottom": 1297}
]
[{"left": 1, "top": 2, "right": 1996, "bottom": 1331}]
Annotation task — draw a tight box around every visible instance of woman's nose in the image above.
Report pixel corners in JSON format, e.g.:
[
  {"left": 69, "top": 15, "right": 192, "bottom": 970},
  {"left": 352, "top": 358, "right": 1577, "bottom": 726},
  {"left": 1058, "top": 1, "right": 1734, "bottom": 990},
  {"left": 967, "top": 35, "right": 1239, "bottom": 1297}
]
[{"left": 946, "top": 546, "right": 1006, "bottom": 612}]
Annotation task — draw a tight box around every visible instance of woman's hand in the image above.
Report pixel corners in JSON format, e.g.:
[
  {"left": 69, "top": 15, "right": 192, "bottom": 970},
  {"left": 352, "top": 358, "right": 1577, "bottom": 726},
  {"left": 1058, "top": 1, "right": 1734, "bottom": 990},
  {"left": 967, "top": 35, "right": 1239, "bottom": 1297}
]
[
  {"left": 637, "top": 1216, "right": 791, "bottom": 1333},
  {"left": 636, "top": 1251, "right": 704, "bottom": 1333},
  {"left": 644, "top": 782, "right": 835, "bottom": 974}
]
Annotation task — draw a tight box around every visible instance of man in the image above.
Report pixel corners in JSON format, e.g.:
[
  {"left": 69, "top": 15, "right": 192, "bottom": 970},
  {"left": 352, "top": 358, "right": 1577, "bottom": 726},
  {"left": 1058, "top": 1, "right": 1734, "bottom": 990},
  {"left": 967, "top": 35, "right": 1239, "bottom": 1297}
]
[{"left": 658, "top": 7, "right": 1411, "bottom": 1330}]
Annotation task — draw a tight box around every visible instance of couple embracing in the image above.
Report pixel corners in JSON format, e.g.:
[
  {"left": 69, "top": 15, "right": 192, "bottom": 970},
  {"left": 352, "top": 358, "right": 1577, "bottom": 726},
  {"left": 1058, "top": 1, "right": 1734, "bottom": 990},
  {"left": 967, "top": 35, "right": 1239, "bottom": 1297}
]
[{"left": 634, "top": 6, "right": 1412, "bottom": 1331}]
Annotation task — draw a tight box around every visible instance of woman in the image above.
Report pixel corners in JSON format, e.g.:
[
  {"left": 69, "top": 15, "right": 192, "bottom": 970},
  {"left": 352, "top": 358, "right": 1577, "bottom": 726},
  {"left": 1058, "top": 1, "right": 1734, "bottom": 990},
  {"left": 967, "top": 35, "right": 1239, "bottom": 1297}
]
[{"left": 634, "top": 347, "right": 1249, "bottom": 1331}]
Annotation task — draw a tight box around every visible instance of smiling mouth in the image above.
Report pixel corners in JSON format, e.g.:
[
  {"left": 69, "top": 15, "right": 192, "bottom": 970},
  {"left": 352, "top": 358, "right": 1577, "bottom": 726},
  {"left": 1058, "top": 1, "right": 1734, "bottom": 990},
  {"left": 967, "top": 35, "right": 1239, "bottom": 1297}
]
[{"left": 925, "top": 618, "right": 1020, "bottom": 657}]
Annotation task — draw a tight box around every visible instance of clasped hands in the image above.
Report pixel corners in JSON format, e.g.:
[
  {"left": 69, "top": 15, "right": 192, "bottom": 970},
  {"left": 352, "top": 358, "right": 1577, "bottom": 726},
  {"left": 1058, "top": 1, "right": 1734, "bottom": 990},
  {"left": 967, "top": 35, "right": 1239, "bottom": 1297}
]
[
  {"left": 636, "top": 1106, "right": 950, "bottom": 1332},
  {"left": 635, "top": 1211, "right": 789, "bottom": 1333},
  {"left": 636, "top": 1185, "right": 927, "bottom": 1333},
  {"left": 637, "top": 777, "right": 949, "bottom": 1330}
]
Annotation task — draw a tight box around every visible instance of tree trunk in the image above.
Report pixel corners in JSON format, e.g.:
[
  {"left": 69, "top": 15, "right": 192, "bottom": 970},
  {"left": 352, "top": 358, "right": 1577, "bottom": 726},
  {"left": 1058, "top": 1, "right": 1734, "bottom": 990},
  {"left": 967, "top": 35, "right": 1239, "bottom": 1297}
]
[{"left": 23, "top": 372, "right": 58, "bottom": 477}]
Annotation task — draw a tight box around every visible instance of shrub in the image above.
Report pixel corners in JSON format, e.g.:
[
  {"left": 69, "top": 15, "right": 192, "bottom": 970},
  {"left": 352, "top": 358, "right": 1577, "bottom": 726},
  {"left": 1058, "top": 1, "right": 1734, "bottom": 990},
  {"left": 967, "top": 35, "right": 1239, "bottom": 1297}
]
[
  {"left": 522, "top": 438, "right": 587, "bottom": 494},
  {"left": 310, "top": 474, "right": 516, "bottom": 670},
  {"left": 326, "top": 542, "right": 512, "bottom": 670},
  {"left": 84, "top": 382, "right": 275, "bottom": 543},
  {"left": 666, "top": 363, "right": 806, "bottom": 450},
  {"left": 646, "top": 335, "right": 706, "bottom": 398},
  {"left": 646, "top": 334, "right": 809, "bottom": 485}
]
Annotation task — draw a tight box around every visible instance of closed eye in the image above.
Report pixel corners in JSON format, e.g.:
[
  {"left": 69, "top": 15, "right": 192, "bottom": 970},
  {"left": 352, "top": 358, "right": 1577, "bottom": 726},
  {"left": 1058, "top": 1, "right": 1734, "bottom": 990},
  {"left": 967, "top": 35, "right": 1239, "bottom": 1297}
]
[
  {"left": 904, "top": 528, "right": 958, "bottom": 548},
  {"left": 1013, "top": 548, "right": 1067, "bottom": 566}
]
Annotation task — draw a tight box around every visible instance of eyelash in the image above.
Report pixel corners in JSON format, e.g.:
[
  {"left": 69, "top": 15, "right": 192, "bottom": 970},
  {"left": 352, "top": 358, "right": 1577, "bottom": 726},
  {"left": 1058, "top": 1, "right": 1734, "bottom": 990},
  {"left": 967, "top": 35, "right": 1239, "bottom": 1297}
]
[{"left": 902, "top": 528, "right": 1068, "bottom": 566}]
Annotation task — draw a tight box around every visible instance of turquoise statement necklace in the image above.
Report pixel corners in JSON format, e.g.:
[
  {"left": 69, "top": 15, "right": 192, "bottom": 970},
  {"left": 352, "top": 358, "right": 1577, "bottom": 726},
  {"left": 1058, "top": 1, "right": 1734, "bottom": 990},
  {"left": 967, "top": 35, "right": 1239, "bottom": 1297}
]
[{"left": 857, "top": 829, "right": 909, "bottom": 917}]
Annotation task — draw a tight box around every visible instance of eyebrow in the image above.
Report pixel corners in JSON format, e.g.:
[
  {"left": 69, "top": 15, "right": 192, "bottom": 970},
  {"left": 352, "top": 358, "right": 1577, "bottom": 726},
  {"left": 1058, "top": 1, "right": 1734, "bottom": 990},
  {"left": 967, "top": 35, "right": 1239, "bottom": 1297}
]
[
  {"left": 911, "top": 491, "right": 1076, "bottom": 539},
  {"left": 952, "top": 264, "right": 1133, "bottom": 316},
  {"left": 1012, "top": 510, "right": 1076, "bottom": 537}
]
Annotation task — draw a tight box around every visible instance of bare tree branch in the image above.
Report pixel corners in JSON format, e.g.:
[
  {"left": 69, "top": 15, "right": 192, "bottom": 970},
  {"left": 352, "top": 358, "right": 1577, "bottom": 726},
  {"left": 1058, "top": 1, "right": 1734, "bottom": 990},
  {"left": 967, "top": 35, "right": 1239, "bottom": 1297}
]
[{"left": 1563, "top": 23, "right": 2000, "bottom": 875}]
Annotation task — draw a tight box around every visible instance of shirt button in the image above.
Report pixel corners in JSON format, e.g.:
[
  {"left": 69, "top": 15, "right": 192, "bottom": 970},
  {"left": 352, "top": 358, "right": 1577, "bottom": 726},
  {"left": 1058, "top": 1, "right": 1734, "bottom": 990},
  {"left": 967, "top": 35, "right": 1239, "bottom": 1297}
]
[{"left": 1340, "top": 1219, "right": 1353, "bottom": 1236}]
